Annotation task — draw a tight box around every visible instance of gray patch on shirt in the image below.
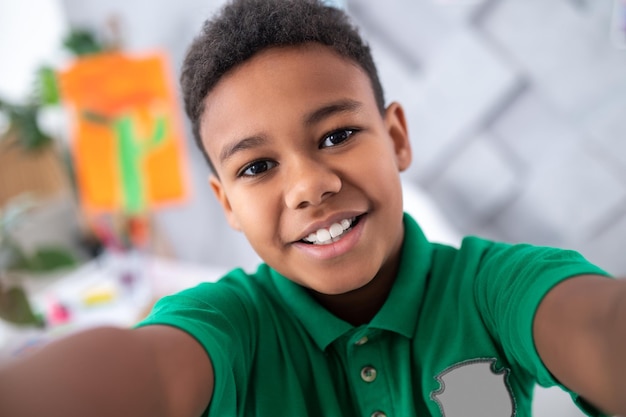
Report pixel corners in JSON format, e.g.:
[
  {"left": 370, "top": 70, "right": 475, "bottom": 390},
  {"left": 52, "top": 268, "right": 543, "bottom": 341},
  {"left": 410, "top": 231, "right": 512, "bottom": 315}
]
[{"left": 431, "top": 358, "right": 515, "bottom": 417}]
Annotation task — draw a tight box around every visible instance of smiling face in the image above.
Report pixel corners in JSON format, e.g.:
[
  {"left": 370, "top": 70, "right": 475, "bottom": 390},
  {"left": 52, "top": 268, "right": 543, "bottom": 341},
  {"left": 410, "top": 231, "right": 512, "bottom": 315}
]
[{"left": 202, "top": 44, "right": 412, "bottom": 295}]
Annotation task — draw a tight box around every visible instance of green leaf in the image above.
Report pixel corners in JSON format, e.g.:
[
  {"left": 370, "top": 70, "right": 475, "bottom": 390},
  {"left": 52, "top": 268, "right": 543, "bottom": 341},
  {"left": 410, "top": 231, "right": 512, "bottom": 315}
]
[
  {"left": 63, "top": 29, "right": 105, "bottom": 56},
  {"left": 15, "top": 247, "right": 77, "bottom": 273},
  {"left": 0, "top": 284, "right": 44, "bottom": 327},
  {"left": 36, "top": 66, "right": 61, "bottom": 106},
  {"left": 3, "top": 103, "right": 52, "bottom": 150}
]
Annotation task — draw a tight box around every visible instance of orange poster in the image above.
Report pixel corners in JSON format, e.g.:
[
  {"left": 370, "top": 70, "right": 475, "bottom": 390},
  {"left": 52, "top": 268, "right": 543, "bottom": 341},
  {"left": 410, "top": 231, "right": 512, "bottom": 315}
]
[{"left": 59, "top": 52, "right": 188, "bottom": 214}]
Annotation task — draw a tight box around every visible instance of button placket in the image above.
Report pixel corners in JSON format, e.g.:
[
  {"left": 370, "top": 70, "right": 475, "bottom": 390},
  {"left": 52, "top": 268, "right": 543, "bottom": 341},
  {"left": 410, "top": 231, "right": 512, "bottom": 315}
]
[
  {"left": 354, "top": 335, "right": 369, "bottom": 346},
  {"left": 360, "top": 366, "right": 377, "bottom": 383},
  {"left": 346, "top": 330, "right": 390, "bottom": 417}
]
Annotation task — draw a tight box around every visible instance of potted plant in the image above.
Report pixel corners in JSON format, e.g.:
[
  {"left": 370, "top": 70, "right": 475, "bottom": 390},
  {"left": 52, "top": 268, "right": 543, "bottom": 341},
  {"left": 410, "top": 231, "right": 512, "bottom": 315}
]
[{"left": 0, "top": 197, "right": 77, "bottom": 328}]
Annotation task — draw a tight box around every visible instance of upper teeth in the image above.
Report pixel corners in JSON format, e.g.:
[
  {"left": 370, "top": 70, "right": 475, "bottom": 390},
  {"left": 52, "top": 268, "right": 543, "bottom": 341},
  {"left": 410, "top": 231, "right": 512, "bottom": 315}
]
[{"left": 303, "top": 218, "right": 355, "bottom": 245}]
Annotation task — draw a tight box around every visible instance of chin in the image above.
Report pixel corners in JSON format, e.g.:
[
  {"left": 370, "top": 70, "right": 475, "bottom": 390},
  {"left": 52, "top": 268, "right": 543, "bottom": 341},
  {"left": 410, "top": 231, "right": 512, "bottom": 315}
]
[{"left": 309, "top": 276, "right": 374, "bottom": 296}]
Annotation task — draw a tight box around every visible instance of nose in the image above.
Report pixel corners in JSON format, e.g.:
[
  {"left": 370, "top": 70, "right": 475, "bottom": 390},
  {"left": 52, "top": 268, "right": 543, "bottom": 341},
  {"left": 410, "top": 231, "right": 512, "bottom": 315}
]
[{"left": 284, "top": 157, "right": 342, "bottom": 209}]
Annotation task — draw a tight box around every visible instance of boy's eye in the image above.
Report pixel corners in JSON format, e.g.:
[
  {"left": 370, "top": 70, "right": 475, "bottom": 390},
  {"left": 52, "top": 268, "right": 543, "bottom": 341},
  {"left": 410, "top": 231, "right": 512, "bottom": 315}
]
[
  {"left": 320, "top": 129, "right": 356, "bottom": 148},
  {"left": 239, "top": 160, "right": 277, "bottom": 177}
]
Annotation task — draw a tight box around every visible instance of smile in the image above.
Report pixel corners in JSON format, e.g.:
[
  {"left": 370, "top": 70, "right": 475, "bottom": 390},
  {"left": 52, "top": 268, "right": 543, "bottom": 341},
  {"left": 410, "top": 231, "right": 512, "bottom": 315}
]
[{"left": 301, "top": 216, "right": 361, "bottom": 245}]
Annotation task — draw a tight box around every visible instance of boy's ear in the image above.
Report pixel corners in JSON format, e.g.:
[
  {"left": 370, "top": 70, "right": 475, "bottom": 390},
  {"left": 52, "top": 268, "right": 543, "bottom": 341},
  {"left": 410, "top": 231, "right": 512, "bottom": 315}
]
[
  {"left": 384, "top": 102, "right": 412, "bottom": 172},
  {"left": 209, "top": 174, "right": 242, "bottom": 231}
]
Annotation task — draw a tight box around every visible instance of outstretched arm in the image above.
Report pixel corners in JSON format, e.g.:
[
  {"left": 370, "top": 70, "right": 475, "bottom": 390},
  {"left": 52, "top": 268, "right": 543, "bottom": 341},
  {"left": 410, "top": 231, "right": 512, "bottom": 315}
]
[
  {"left": 0, "top": 325, "right": 213, "bottom": 417},
  {"left": 534, "top": 274, "right": 626, "bottom": 415}
]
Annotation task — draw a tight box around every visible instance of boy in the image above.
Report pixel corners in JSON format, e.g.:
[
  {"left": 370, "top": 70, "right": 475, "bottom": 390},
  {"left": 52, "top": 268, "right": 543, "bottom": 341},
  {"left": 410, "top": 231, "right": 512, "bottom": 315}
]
[{"left": 1, "top": 0, "right": 625, "bottom": 416}]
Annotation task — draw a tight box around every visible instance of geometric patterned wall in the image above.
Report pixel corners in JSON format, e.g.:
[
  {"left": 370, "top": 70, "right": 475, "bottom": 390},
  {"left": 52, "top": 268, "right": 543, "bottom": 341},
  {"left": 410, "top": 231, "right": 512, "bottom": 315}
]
[{"left": 348, "top": 0, "right": 626, "bottom": 276}]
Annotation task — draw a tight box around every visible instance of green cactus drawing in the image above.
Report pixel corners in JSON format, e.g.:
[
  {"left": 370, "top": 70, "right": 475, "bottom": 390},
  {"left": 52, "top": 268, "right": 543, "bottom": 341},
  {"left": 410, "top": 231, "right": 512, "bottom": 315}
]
[
  {"left": 83, "top": 110, "right": 168, "bottom": 213},
  {"left": 114, "top": 114, "right": 167, "bottom": 213}
]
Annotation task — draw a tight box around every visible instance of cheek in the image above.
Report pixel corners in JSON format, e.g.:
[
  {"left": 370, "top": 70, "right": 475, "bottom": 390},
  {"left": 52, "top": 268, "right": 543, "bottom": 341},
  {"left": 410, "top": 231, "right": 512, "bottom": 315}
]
[
  {"left": 231, "top": 189, "right": 281, "bottom": 241},
  {"left": 361, "top": 149, "right": 405, "bottom": 213},
  {"left": 354, "top": 142, "right": 402, "bottom": 187}
]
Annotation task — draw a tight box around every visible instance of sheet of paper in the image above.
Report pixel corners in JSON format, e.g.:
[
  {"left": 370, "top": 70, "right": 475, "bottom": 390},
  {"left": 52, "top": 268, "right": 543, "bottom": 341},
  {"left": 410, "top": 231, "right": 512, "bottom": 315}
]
[{"left": 59, "top": 52, "right": 188, "bottom": 214}]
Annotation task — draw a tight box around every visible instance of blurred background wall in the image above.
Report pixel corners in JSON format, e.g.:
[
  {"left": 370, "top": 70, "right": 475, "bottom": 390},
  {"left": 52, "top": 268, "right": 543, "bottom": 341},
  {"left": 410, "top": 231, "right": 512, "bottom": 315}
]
[
  {"left": 348, "top": 0, "right": 626, "bottom": 277},
  {"left": 2, "top": 0, "right": 625, "bottom": 276}
]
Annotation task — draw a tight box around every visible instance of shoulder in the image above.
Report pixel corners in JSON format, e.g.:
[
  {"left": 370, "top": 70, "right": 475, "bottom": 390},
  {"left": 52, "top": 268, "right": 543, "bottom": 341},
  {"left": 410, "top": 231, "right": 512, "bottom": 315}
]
[
  {"left": 157, "top": 264, "right": 275, "bottom": 310},
  {"left": 138, "top": 264, "right": 282, "bottom": 344},
  {"left": 431, "top": 235, "right": 605, "bottom": 280}
]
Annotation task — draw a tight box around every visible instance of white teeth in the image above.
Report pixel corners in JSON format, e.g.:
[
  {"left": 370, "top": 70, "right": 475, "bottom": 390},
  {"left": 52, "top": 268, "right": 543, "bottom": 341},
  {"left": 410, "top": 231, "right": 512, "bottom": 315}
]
[
  {"left": 329, "top": 223, "right": 344, "bottom": 238},
  {"left": 316, "top": 228, "right": 331, "bottom": 242},
  {"left": 302, "top": 217, "right": 356, "bottom": 245}
]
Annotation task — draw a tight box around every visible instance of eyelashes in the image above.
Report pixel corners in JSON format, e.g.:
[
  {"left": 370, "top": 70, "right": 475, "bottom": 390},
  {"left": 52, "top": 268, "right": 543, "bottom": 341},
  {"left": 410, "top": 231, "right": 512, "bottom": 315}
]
[
  {"left": 320, "top": 128, "right": 357, "bottom": 149},
  {"left": 238, "top": 160, "right": 278, "bottom": 177},
  {"left": 236, "top": 127, "right": 361, "bottom": 178}
]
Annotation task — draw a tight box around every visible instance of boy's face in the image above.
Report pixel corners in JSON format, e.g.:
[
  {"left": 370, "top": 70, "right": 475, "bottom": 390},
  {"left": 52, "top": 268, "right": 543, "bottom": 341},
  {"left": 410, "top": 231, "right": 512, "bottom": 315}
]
[{"left": 202, "top": 44, "right": 412, "bottom": 295}]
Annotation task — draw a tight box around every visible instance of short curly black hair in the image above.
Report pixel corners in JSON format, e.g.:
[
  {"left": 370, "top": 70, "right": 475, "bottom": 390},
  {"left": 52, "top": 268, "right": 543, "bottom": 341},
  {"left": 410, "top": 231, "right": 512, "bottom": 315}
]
[{"left": 181, "top": 0, "right": 385, "bottom": 173}]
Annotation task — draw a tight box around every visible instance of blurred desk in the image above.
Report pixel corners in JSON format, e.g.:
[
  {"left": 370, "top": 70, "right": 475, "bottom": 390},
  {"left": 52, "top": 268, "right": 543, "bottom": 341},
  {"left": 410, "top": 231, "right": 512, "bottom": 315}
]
[{"left": 0, "top": 252, "right": 228, "bottom": 359}]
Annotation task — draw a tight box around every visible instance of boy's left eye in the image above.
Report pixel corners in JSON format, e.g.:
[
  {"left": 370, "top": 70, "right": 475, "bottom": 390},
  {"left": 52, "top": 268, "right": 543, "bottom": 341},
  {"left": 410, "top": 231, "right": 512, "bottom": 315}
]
[
  {"left": 238, "top": 160, "right": 277, "bottom": 177},
  {"left": 320, "top": 129, "right": 357, "bottom": 149}
]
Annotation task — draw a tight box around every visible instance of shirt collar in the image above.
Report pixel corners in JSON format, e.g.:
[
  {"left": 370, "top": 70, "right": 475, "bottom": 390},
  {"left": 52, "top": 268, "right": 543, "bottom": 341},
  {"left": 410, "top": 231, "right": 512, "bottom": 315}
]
[
  {"left": 369, "top": 213, "right": 432, "bottom": 338},
  {"left": 271, "top": 212, "right": 433, "bottom": 350}
]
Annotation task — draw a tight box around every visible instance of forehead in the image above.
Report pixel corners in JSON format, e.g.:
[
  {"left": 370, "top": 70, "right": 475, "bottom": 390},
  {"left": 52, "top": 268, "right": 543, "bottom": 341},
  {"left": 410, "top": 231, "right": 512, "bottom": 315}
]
[
  {"left": 207, "top": 43, "right": 373, "bottom": 103},
  {"left": 199, "top": 44, "right": 379, "bottom": 160}
]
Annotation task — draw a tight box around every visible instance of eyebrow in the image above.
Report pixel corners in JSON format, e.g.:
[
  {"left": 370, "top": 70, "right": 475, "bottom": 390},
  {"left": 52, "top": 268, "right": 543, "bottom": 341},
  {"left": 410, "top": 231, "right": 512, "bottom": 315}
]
[
  {"left": 219, "top": 135, "right": 267, "bottom": 165},
  {"left": 304, "top": 99, "right": 362, "bottom": 126},
  {"left": 218, "top": 99, "right": 363, "bottom": 165}
]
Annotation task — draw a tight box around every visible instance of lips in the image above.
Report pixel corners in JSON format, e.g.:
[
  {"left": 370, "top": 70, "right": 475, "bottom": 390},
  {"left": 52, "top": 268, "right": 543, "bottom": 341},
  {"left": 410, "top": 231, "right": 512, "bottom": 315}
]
[
  {"left": 292, "top": 213, "right": 367, "bottom": 261},
  {"left": 301, "top": 217, "right": 355, "bottom": 244},
  {"left": 297, "top": 214, "right": 364, "bottom": 245}
]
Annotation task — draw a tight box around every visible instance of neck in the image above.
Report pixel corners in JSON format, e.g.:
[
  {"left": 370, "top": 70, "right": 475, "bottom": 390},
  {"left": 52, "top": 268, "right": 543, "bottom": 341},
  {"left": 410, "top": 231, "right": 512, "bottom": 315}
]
[{"left": 309, "top": 250, "right": 402, "bottom": 326}]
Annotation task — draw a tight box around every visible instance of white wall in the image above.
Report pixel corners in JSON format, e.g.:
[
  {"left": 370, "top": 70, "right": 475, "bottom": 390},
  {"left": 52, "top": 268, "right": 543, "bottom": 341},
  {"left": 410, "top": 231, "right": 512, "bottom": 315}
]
[{"left": 0, "top": 0, "right": 67, "bottom": 103}]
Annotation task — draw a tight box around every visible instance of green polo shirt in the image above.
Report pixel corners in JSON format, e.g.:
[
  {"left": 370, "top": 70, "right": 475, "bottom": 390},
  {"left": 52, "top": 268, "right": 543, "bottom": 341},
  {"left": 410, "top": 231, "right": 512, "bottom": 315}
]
[{"left": 139, "top": 213, "right": 610, "bottom": 417}]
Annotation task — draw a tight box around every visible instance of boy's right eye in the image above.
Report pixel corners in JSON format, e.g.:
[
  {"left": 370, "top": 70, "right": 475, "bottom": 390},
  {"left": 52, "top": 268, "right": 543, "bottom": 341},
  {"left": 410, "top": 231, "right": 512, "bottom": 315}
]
[
  {"left": 320, "top": 128, "right": 356, "bottom": 149},
  {"left": 238, "top": 160, "right": 277, "bottom": 177}
]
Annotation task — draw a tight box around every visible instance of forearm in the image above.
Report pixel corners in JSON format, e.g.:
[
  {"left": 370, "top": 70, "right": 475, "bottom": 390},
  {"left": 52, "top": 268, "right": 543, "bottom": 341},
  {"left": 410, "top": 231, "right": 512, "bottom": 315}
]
[
  {"left": 0, "top": 327, "right": 169, "bottom": 417},
  {"left": 604, "top": 280, "right": 626, "bottom": 415}
]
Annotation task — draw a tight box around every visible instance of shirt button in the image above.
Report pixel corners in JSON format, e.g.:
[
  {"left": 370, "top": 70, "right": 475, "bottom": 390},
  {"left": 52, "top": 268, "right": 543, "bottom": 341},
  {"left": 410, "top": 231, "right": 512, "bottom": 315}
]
[
  {"left": 371, "top": 412, "right": 387, "bottom": 417},
  {"left": 355, "top": 336, "right": 369, "bottom": 346},
  {"left": 360, "top": 366, "right": 377, "bottom": 382}
]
